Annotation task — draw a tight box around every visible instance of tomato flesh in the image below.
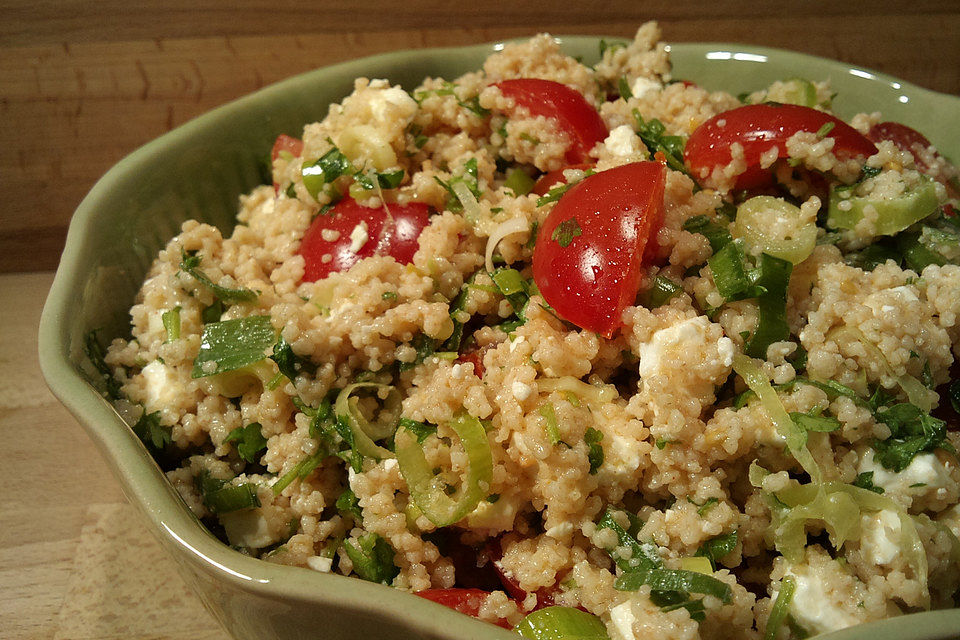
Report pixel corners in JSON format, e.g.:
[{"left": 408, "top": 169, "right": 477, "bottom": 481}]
[
  {"left": 532, "top": 162, "right": 666, "bottom": 338},
  {"left": 415, "top": 588, "right": 512, "bottom": 629},
  {"left": 270, "top": 134, "right": 304, "bottom": 194},
  {"left": 685, "top": 104, "right": 877, "bottom": 190},
  {"left": 298, "top": 197, "right": 431, "bottom": 282},
  {"left": 496, "top": 79, "right": 608, "bottom": 164}
]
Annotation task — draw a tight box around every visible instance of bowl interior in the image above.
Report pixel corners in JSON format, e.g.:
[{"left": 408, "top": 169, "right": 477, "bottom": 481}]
[{"left": 39, "top": 37, "right": 960, "bottom": 640}]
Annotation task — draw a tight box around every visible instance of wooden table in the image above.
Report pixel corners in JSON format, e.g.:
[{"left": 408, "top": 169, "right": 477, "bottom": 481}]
[{"left": 2, "top": 2, "right": 958, "bottom": 638}]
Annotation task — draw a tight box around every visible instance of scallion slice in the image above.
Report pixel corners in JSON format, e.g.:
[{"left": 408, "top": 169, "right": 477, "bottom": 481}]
[
  {"left": 827, "top": 177, "right": 939, "bottom": 237},
  {"left": 733, "top": 353, "right": 820, "bottom": 480},
  {"left": 733, "top": 196, "right": 816, "bottom": 264},
  {"left": 764, "top": 575, "right": 796, "bottom": 640},
  {"left": 515, "top": 606, "right": 610, "bottom": 640},
  {"left": 334, "top": 383, "right": 401, "bottom": 460},
  {"left": 395, "top": 412, "right": 493, "bottom": 527}
]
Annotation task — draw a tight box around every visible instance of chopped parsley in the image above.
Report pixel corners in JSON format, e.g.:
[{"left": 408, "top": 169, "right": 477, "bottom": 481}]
[
  {"left": 191, "top": 315, "right": 276, "bottom": 379},
  {"left": 224, "top": 422, "right": 268, "bottom": 464},
  {"left": 852, "top": 471, "right": 885, "bottom": 494},
  {"left": 180, "top": 250, "right": 259, "bottom": 303},
  {"left": 342, "top": 533, "right": 400, "bottom": 584},
  {"left": 132, "top": 409, "right": 172, "bottom": 452},
  {"left": 584, "top": 427, "right": 604, "bottom": 474},
  {"left": 551, "top": 217, "right": 582, "bottom": 247}
]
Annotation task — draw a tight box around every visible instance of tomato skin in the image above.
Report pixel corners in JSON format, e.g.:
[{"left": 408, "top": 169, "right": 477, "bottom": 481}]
[
  {"left": 496, "top": 79, "right": 608, "bottom": 164},
  {"left": 532, "top": 162, "right": 666, "bottom": 338},
  {"left": 867, "top": 121, "right": 959, "bottom": 198},
  {"left": 531, "top": 163, "right": 594, "bottom": 196},
  {"left": 271, "top": 134, "right": 304, "bottom": 194},
  {"left": 298, "top": 198, "right": 431, "bottom": 282},
  {"left": 685, "top": 104, "right": 877, "bottom": 190},
  {"left": 415, "top": 588, "right": 513, "bottom": 629}
]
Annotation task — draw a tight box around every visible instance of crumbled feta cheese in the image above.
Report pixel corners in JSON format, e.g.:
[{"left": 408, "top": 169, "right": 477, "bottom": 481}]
[
  {"left": 382, "top": 458, "right": 398, "bottom": 472},
  {"left": 140, "top": 360, "right": 181, "bottom": 410},
  {"left": 604, "top": 124, "right": 642, "bottom": 158},
  {"left": 366, "top": 82, "right": 417, "bottom": 124},
  {"left": 859, "top": 509, "right": 901, "bottom": 566},
  {"left": 638, "top": 316, "right": 715, "bottom": 378},
  {"left": 717, "top": 335, "right": 735, "bottom": 367},
  {"left": 630, "top": 77, "right": 661, "bottom": 100},
  {"left": 321, "top": 228, "right": 341, "bottom": 242},
  {"left": 606, "top": 599, "right": 637, "bottom": 640},
  {"left": 306, "top": 555, "right": 334, "bottom": 573},
  {"left": 786, "top": 568, "right": 860, "bottom": 634},
  {"left": 512, "top": 380, "right": 533, "bottom": 402},
  {"left": 221, "top": 510, "right": 277, "bottom": 549},
  {"left": 348, "top": 221, "right": 369, "bottom": 253},
  {"left": 859, "top": 449, "right": 951, "bottom": 500}
]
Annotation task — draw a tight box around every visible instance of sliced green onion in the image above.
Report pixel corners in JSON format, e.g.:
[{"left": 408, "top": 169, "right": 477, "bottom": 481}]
[
  {"left": 492, "top": 268, "right": 525, "bottom": 295},
  {"left": 515, "top": 606, "right": 610, "bottom": 640},
  {"left": 271, "top": 451, "right": 325, "bottom": 495},
  {"left": 484, "top": 216, "right": 530, "bottom": 273},
  {"left": 201, "top": 483, "right": 260, "bottom": 513},
  {"left": 709, "top": 241, "right": 753, "bottom": 299},
  {"left": 539, "top": 403, "right": 562, "bottom": 445},
  {"left": 395, "top": 412, "right": 493, "bottom": 526},
  {"left": 772, "top": 480, "right": 928, "bottom": 604},
  {"left": 744, "top": 253, "right": 792, "bottom": 358},
  {"left": 539, "top": 377, "right": 617, "bottom": 407},
  {"left": 695, "top": 531, "right": 738, "bottom": 569},
  {"left": 827, "top": 177, "right": 939, "bottom": 237},
  {"left": 505, "top": 168, "right": 536, "bottom": 196},
  {"left": 596, "top": 507, "right": 662, "bottom": 572},
  {"left": 733, "top": 354, "right": 820, "bottom": 480},
  {"left": 764, "top": 575, "right": 796, "bottom": 640},
  {"left": 641, "top": 275, "right": 682, "bottom": 309},
  {"left": 734, "top": 196, "right": 816, "bottom": 264},
  {"left": 683, "top": 214, "right": 733, "bottom": 253},
  {"left": 898, "top": 232, "right": 948, "bottom": 273},
  {"left": 334, "top": 383, "right": 401, "bottom": 459},
  {"left": 615, "top": 568, "right": 732, "bottom": 603},
  {"left": 678, "top": 556, "right": 714, "bottom": 574},
  {"left": 778, "top": 78, "right": 818, "bottom": 107},
  {"left": 162, "top": 306, "right": 181, "bottom": 342},
  {"left": 450, "top": 178, "right": 483, "bottom": 223},
  {"left": 180, "top": 251, "right": 258, "bottom": 303},
  {"left": 192, "top": 315, "right": 276, "bottom": 378}
]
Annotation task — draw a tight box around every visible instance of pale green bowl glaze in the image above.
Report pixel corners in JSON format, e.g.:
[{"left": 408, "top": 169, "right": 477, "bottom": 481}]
[{"left": 39, "top": 38, "right": 960, "bottom": 640}]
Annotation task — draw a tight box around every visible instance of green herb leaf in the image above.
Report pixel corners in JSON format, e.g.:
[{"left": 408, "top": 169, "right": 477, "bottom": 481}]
[
  {"left": 552, "top": 217, "right": 582, "bottom": 248},
  {"left": 224, "top": 422, "right": 268, "bottom": 464},
  {"left": 585, "top": 427, "right": 604, "bottom": 474},
  {"left": 132, "top": 409, "right": 171, "bottom": 452},
  {"left": 632, "top": 109, "right": 693, "bottom": 178},
  {"left": 343, "top": 533, "right": 399, "bottom": 584},
  {"left": 197, "top": 471, "right": 261, "bottom": 514},
  {"left": 180, "top": 251, "right": 258, "bottom": 303},
  {"left": 335, "top": 488, "right": 363, "bottom": 521},
  {"left": 192, "top": 315, "right": 276, "bottom": 378},
  {"left": 615, "top": 568, "right": 732, "bottom": 603},
  {"left": 695, "top": 531, "right": 738, "bottom": 569},
  {"left": 641, "top": 275, "right": 682, "bottom": 309},
  {"left": 790, "top": 411, "right": 841, "bottom": 433},
  {"left": 398, "top": 418, "right": 437, "bottom": 444},
  {"left": 269, "top": 334, "right": 313, "bottom": 382},
  {"left": 597, "top": 507, "right": 662, "bottom": 572},
  {"left": 302, "top": 146, "right": 352, "bottom": 200},
  {"left": 618, "top": 76, "right": 633, "bottom": 100},
  {"left": 539, "top": 403, "right": 562, "bottom": 445},
  {"left": 872, "top": 403, "right": 952, "bottom": 472},
  {"left": 683, "top": 214, "right": 734, "bottom": 253},
  {"left": 852, "top": 471, "right": 885, "bottom": 494}
]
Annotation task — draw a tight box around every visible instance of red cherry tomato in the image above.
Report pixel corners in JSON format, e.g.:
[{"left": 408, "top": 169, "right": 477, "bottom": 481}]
[
  {"left": 415, "top": 588, "right": 512, "bottom": 629},
  {"left": 532, "top": 162, "right": 666, "bottom": 338},
  {"left": 496, "top": 79, "right": 608, "bottom": 164},
  {"left": 270, "top": 134, "right": 304, "bottom": 194},
  {"left": 298, "top": 197, "right": 431, "bottom": 282},
  {"left": 531, "top": 163, "right": 594, "bottom": 196},
  {"left": 685, "top": 104, "right": 877, "bottom": 190},
  {"left": 867, "top": 121, "right": 959, "bottom": 198}
]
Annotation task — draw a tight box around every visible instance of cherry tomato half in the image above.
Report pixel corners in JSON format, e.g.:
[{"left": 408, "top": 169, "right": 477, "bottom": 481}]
[
  {"left": 298, "top": 197, "right": 432, "bottom": 282},
  {"left": 415, "top": 588, "right": 513, "bottom": 629},
  {"left": 270, "top": 134, "right": 304, "bottom": 194},
  {"left": 532, "top": 162, "right": 666, "bottom": 338},
  {"left": 496, "top": 79, "right": 608, "bottom": 164},
  {"left": 685, "top": 104, "right": 877, "bottom": 190},
  {"left": 867, "top": 121, "right": 960, "bottom": 198}
]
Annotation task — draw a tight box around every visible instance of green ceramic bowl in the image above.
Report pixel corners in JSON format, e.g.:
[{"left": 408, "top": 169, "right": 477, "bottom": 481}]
[{"left": 39, "top": 37, "right": 960, "bottom": 640}]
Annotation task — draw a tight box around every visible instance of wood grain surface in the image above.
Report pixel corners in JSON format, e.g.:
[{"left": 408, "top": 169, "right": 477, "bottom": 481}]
[
  {"left": 3, "top": 3, "right": 960, "bottom": 638},
  {"left": 1, "top": 0, "right": 959, "bottom": 273}
]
